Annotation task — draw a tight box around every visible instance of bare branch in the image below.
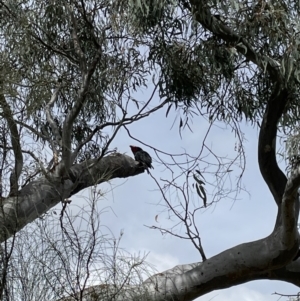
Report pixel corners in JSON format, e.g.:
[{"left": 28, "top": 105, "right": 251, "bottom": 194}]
[
  {"left": 70, "top": 91, "right": 167, "bottom": 163},
  {"left": 0, "top": 144, "right": 53, "bottom": 185},
  {"left": 15, "top": 120, "right": 49, "bottom": 143},
  {"left": 149, "top": 173, "right": 207, "bottom": 261}
]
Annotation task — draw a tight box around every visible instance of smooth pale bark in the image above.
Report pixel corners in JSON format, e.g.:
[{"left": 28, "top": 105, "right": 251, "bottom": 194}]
[
  {"left": 0, "top": 154, "right": 144, "bottom": 242},
  {"left": 60, "top": 231, "right": 300, "bottom": 301}
]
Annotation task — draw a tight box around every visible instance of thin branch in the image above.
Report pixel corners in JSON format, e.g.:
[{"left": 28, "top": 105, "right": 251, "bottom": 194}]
[
  {"left": 0, "top": 144, "right": 53, "bottom": 183},
  {"left": 0, "top": 93, "right": 23, "bottom": 196},
  {"left": 74, "top": 1, "right": 103, "bottom": 49},
  {"left": 0, "top": 131, "right": 8, "bottom": 198},
  {"left": 15, "top": 120, "right": 49, "bottom": 143},
  {"left": 3, "top": 2, "right": 79, "bottom": 67},
  {"left": 22, "top": 150, "right": 50, "bottom": 178},
  {"left": 45, "top": 85, "right": 62, "bottom": 145},
  {"left": 62, "top": 51, "right": 101, "bottom": 171},
  {"left": 45, "top": 85, "right": 62, "bottom": 166},
  {"left": 67, "top": 5, "right": 87, "bottom": 73},
  {"left": 188, "top": 0, "right": 283, "bottom": 81},
  {"left": 70, "top": 90, "right": 167, "bottom": 163},
  {"left": 148, "top": 174, "right": 207, "bottom": 261},
  {"left": 99, "top": 114, "right": 127, "bottom": 159}
]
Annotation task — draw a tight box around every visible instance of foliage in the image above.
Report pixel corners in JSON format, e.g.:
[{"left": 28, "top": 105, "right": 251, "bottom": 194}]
[
  {"left": 1, "top": 0, "right": 150, "bottom": 165},
  {"left": 2, "top": 0, "right": 300, "bottom": 158},
  {"left": 131, "top": 0, "right": 300, "bottom": 129},
  {"left": 2, "top": 0, "right": 300, "bottom": 300}
]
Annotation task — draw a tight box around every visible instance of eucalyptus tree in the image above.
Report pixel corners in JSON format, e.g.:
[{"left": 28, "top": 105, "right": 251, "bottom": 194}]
[
  {"left": 1, "top": 0, "right": 300, "bottom": 300},
  {"left": 0, "top": 0, "right": 166, "bottom": 240}
]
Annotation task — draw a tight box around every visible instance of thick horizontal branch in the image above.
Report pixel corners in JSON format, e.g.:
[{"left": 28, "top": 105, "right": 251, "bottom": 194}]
[
  {"left": 60, "top": 231, "right": 300, "bottom": 301},
  {"left": 0, "top": 153, "right": 145, "bottom": 243},
  {"left": 268, "top": 260, "right": 300, "bottom": 287},
  {"left": 156, "top": 232, "right": 299, "bottom": 300}
]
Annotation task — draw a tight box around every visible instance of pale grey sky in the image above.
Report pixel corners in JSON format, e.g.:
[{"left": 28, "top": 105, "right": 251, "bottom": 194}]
[
  {"left": 4, "top": 39, "right": 287, "bottom": 301},
  {"left": 66, "top": 102, "right": 299, "bottom": 300}
]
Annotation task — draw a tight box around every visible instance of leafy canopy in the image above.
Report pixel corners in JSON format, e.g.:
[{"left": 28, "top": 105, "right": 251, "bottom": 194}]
[{"left": 1, "top": 0, "right": 300, "bottom": 171}]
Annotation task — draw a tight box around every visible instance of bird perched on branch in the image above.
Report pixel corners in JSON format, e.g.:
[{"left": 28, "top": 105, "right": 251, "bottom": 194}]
[{"left": 130, "top": 145, "right": 154, "bottom": 173}]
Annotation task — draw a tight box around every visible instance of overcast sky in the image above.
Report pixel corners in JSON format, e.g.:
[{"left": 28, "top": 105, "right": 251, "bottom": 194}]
[{"left": 59, "top": 86, "right": 300, "bottom": 301}]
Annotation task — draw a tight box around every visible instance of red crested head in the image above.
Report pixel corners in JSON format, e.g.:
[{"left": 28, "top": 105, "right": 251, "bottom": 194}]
[{"left": 130, "top": 145, "right": 142, "bottom": 153}]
